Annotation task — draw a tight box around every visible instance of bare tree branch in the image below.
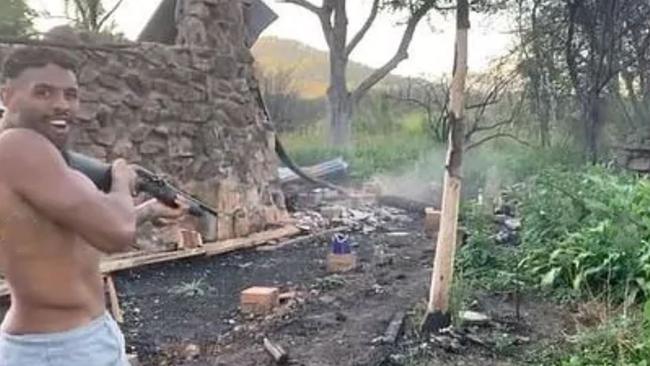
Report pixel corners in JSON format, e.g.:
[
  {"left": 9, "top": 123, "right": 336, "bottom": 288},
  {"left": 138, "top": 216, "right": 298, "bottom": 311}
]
[
  {"left": 472, "top": 119, "right": 513, "bottom": 133},
  {"left": 466, "top": 99, "right": 499, "bottom": 110},
  {"left": 465, "top": 133, "right": 531, "bottom": 151},
  {"left": 346, "top": 0, "right": 380, "bottom": 56},
  {"left": 97, "top": 0, "right": 125, "bottom": 31},
  {"left": 383, "top": 94, "right": 430, "bottom": 111},
  {"left": 350, "top": 4, "right": 432, "bottom": 105},
  {"left": 279, "top": 0, "right": 321, "bottom": 15}
]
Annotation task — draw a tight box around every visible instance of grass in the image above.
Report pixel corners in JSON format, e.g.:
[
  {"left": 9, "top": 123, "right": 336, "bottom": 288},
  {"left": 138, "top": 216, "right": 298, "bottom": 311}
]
[{"left": 280, "top": 121, "right": 435, "bottom": 181}]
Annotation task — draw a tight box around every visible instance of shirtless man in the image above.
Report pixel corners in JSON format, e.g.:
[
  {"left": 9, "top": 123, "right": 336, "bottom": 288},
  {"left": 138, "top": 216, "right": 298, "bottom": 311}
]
[{"left": 0, "top": 46, "right": 188, "bottom": 365}]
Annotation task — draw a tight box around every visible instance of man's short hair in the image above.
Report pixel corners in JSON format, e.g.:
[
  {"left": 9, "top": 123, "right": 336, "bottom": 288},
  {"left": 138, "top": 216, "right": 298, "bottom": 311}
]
[{"left": 2, "top": 46, "right": 79, "bottom": 81}]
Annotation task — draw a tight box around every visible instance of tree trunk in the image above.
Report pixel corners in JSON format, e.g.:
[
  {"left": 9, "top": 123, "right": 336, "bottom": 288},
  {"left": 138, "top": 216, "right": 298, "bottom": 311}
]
[
  {"left": 421, "top": 0, "right": 469, "bottom": 334},
  {"left": 583, "top": 91, "right": 601, "bottom": 163},
  {"left": 326, "top": 0, "right": 352, "bottom": 147},
  {"left": 539, "top": 94, "right": 551, "bottom": 147},
  {"left": 327, "top": 57, "right": 352, "bottom": 146},
  {"left": 283, "top": 0, "right": 435, "bottom": 147}
]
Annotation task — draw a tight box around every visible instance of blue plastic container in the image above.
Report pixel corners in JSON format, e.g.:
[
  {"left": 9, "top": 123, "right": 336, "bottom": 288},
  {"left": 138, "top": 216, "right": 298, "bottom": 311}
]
[{"left": 331, "top": 233, "right": 351, "bottom": 254}]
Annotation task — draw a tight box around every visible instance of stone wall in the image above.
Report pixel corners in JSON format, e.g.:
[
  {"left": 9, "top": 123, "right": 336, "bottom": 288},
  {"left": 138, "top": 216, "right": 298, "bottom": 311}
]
[
  {"left": 0, "top": 0, "right": 288, "bottom": 244},
  {"left": 615, "top": 136, "right": 650, "bottom": 173}
]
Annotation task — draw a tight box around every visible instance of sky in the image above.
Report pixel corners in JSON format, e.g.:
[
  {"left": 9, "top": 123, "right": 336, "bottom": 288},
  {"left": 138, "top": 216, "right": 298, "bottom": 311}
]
[{"left": 27, "top": 0, "right": 516, "bottom": 79}]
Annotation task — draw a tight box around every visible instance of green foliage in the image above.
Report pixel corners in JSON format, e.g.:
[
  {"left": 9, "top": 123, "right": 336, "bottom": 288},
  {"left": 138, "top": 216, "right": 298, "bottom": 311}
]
[
  {"left": 281, "top": 124, "right": 434, "bottom": 180},
  {"left": 502, "top": 143, "right": 584, "bottom": 182},
  {"left": 517, "top": 166, "right": 650, "bottom": 304},
  {"left": 538, "top": 302, "right": 650, "bottom": 366},
  {"left": 0, "top": 0, "right": 36, "bottom": 37},
  {"left": 456, "top": 201, "right": 525, "bottom": 292}
]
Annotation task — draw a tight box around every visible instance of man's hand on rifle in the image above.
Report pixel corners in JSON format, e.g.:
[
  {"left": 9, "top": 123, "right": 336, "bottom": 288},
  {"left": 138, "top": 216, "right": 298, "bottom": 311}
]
[{"left": 136, "top": 196, "right": 191, "bottom": 226}]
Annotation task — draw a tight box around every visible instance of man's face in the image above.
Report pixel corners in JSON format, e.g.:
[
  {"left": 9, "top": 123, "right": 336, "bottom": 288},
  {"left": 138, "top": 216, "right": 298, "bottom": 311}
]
[{"left": 0, "top": 63, "right": 79, "bottom": 150}]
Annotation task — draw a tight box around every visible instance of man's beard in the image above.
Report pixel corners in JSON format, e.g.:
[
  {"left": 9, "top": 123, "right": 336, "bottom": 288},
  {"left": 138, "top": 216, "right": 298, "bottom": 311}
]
[{"left": 10, "top": 110, "right": 71, "bottom": 150}]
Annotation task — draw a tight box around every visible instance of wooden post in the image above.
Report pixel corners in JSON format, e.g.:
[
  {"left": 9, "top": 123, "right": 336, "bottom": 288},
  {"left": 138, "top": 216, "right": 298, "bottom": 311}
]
[
  {"left": 105, "top": 276, "right": 124, "bottom": 324},
  {"left": 421, "top": 0, "right": 470, "bottom": 333}
]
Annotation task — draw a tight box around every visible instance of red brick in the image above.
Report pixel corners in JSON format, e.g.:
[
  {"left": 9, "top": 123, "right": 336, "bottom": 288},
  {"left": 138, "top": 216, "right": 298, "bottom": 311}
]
[{"left": 240, "top": 286, "right": 279, "bottom": 314}]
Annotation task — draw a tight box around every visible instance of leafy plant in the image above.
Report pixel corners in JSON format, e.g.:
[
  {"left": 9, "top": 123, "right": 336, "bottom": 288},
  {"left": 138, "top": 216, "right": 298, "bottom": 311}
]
[
  {"left": 456, "top": 200, "right": 524, "bottom": 293},
  {"left": 517, "top": 167, "right": 650, "bottom": 304},
  {"left": 169, "top": 279, "right": 208, "bottom": 298}
]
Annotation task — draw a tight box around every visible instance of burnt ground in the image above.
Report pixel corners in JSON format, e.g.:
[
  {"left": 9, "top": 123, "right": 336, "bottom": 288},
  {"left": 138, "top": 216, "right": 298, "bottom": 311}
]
[
  {"left": 112, "top": 206, "right": 572, "bottom": 366},
  {"left": 0, "top": 203, "right": 572, "bottom": 366}
]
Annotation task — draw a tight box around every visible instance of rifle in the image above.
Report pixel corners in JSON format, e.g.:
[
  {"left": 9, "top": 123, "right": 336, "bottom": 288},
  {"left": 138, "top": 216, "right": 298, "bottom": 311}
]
[{"left": 63, "top": 151, "right": 218, "bottom": 218}]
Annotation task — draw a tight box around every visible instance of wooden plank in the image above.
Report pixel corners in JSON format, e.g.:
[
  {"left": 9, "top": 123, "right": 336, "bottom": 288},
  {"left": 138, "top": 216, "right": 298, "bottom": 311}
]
[
  {"left": 204, "top": 225, "right": 301, "bottom": 257},
  {"left": 103, "top": 248, "right": 171, "bottom": 261},
  {"left": 263, "top": 337, "right": 289, "bottom": 365},
  {"left": 383, "top": 311, "right": 406, "bottom": 344},
  {"left": 256, "top": 226, "right": 348, "bottom": 252},
  {"left": 100, "top": 248, "right": 207, "bottom": 273},
  {"left": 104, "top": 275, "right": 124, "bottom": 323}
]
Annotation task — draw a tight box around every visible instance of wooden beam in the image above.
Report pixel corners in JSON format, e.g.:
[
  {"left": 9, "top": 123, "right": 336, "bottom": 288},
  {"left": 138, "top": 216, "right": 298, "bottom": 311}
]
[
  {"left": 104, "top": 275, "right": 124, "bottom": 323},
  {"left": 263, "top": 337, "right": 289, "bottom": 365},
  {"left": 204, "top": 225, "right": 301, "bottom": 257},
  {"left": 256, "top": 226, "right": 348, "bottom": 252},
  {"left": 100, "top": 248, "right": 207, "bottom": 273}
]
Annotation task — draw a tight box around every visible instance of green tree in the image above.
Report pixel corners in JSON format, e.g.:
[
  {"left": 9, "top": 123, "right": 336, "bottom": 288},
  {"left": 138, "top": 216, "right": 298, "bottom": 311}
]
[{"left": 0, "top": 0, "right": 36, "bottom": 38}]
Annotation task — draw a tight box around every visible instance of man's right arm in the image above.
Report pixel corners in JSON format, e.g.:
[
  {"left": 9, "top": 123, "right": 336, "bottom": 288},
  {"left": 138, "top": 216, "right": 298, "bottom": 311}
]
[{"left": 0, "top": 129, "right": 136, "bottom": 253}]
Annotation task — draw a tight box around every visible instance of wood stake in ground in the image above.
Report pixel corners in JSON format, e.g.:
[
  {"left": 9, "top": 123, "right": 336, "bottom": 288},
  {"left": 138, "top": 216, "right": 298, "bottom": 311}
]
[
  {"left": 105, "top": 276, "right": 124, "bottom": 323},
  {"left": 421, "top": 0, "right": 470, "bottom": 333},
  {"left": 263, "top": 337, "right": 289, "bottom": 364}
]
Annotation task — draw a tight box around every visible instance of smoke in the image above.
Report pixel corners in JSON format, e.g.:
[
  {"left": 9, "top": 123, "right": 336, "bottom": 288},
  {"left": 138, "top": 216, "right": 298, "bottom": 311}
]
[
  {"left": 369, "top": 146, "right": 446, "bottom": 206},
  {"left": 369, "top": 145, "right": 510, "bottom": 208}
]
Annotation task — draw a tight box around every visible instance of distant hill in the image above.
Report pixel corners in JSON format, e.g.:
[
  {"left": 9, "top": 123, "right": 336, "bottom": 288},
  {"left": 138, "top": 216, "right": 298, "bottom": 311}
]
[{"left": 252, "top": 36, "right": 409, "bottom": 99}]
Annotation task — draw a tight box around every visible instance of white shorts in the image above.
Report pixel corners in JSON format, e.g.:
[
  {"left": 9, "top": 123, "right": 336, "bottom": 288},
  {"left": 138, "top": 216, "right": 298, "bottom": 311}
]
[{"left": 0, "top": 312, "right": 130, "bottom": 366}]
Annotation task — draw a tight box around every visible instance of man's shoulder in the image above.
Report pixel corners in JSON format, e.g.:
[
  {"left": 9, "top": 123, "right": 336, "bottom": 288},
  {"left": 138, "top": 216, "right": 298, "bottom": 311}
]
[
  {"left": 0, "top": 128, "right": 61, "bottom": 161},
  {"left": 0, "top": 129, "right": 64, "bottom": 183},
  {"left": 0, "top": 128, "right": 51, "bottom": 146}
]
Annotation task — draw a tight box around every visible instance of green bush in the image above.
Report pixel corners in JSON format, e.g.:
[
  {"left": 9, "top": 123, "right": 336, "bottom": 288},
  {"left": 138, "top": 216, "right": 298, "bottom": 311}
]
[
  {"left": 517, "top": 166, "right": 650, "bottom": 303},
  {"left": 456, "top": 201, "right": 525, "bottom": 292}
]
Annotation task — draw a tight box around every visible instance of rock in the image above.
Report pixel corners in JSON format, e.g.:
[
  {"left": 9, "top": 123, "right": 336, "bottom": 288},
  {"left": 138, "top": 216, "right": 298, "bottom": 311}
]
[
  {"left": 504, "top": 218, "right": 521, "bottom": 231},
  {"left": 183, "top": 344, "right": 200, "bottom": 360},
  {"left": 319, "top": 295, "right": 336, "bottom": 304},
  {"left": 458, "top": 311, "right": 491, "bottom": 325},
  {"left": 388, "top": 354, "right": 406, "bottom": 363},
  {"left": 92, "top": 127, "right": 117, "bottom": 146},
  {"left": 126, "top": 354, "right": 140, "bottom": 366},
  {"left": 320, "top": 205, "right": 343, "bottom": 220}
]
